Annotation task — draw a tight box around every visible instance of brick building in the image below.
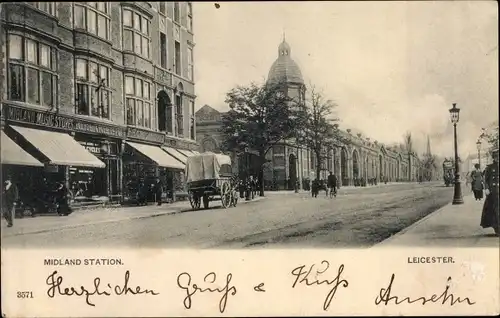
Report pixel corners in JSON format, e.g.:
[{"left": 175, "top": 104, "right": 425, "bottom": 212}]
[{"left": 0, "top": 2, "right": 199, "bottom": 204}]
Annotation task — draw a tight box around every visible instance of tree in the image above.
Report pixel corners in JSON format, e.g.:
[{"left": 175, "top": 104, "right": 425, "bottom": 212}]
[
  {"left": 487, "top": 126, "right": 499, "bottom": 154},
  {"left": 296, "top": 86, "right": 346, "bottom": 181},
  {"left": 403, "top": 132, "right": 414, "bottom": 181},
  {"left": 220, "top": 80, "right": 300, "bottom": 196}
]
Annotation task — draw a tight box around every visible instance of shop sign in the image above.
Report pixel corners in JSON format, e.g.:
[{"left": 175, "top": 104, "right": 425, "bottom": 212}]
[
  {"left": 78, "top": 140, "right": 119, "bottom": 156},
  {"left": 127, "top": 127, "right": 165, "bottom": 144},
  {"left": 4, "top": 104, "right": 126, "bottom": 138}
]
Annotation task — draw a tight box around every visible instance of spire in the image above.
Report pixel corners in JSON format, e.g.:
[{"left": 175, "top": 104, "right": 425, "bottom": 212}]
[
  {"left": 282, "top": 30, "right": 286, "bottom": 42},
  {"left": 426, "top": 135, "right": 432, "bottom": 155}
]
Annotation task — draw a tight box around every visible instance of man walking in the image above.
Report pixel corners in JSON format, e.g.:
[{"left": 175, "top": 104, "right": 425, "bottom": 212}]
[
  {"left": 2, "top": 177, "right": 18, "bottom": 227},
  {"left": 327, "top": 171, "right": 337, "bottom": 198}
]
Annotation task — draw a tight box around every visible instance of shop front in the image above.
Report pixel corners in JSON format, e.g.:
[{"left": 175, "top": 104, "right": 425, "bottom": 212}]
[
  {"left": 1, "top": 130, "right": 45, "bottom": 215},
  {"left": 123, "top": 128, "right": 185, "bottom": 204},
  {"left": 73, "top": 133, "right": 122, "bottom": 203},
  {"left": 2, "top": 124, "right": 105, "bottom": 212},
  {"left": 2, "top": 104, "right": 126, "bottom": 206}
]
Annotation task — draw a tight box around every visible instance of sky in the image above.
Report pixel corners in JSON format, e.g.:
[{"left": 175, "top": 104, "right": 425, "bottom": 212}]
[{"left": 192, "top": 1, "right": 498, "bottom": 158}]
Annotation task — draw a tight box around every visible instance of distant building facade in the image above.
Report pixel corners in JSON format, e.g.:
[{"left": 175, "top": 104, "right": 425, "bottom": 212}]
[{"left": 195, "top": 42, "right": 421, "bottom": 190}]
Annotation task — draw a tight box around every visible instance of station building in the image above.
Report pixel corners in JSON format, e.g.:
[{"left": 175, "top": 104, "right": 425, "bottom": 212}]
[{"left": 195, "top": 38, "right": 421, "bottom": 189}]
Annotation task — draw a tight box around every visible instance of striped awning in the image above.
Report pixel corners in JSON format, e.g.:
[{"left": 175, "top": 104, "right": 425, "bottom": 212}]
[{"left": 1, "top": 131, "right": 44, "bottom": 167}]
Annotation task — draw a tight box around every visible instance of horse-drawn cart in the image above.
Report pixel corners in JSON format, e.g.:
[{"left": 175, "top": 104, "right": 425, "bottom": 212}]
[{"left": 185, "top": 152, "right": 238, "bottom": 210}]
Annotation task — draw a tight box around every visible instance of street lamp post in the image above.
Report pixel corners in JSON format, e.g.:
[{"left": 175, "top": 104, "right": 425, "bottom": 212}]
[
  {"left": 476, "top": 139, "right": 482, "bottom": 170},
  {"left": 449, "top": 103, "right": 464, "bottom": 205}
]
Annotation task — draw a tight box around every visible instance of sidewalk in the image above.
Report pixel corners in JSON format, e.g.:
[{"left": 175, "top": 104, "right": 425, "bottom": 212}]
[
  {"left": 1, "top": 196, "right": 265, "bottom": 238},
  {"left": 375, "top": 194, "right": 499, "bottom": 248}
]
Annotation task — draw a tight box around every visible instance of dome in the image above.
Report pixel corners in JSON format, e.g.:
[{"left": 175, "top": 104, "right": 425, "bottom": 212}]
[{"left": 267, "top": 39, "right": 304, "bottom": 85}]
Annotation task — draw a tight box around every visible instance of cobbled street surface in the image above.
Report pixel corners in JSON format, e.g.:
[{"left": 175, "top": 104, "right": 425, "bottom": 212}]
[{"left": 2, "top": 183, "right": 454, "bottom": 248}]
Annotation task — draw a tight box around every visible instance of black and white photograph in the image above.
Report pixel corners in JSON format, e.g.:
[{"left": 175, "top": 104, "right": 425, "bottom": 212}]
[{"left": 1, "top": 1, "right": 498, "bottom": 250}]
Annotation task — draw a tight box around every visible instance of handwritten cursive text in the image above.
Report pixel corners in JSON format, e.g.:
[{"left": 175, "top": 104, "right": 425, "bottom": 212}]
[
  {"left": 46, "top": 270, "right": 159, "bottom": 306},
  {"left": 291, "top": 261, "right": 349, "bottom": 310},
  {"left": 375, "top": 274, "right": 476, "bottom": 306},
  {"left": 177, "top": 272, "right": 237, "bottom": 313}
]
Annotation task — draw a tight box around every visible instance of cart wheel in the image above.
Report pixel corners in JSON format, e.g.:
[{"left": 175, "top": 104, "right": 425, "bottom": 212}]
[
  {"left": 220, "top": 182, "right": 231, "bottom": 208},
  {"left": 203, "top": 195, "right": 210, "bottom": 209},
  {"left": 189, "top": 192, "right": 201, "bottom": 210}
]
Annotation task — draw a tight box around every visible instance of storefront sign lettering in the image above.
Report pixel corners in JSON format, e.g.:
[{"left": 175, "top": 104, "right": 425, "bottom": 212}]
[
  {"left": 84, "top": 145, "right": 102, "bottom": 154},
  {"left": 74, "top": 121, "right": 124, "bottom": 138},
  {"left": 4, "top": 105, "right": 125, "bottom": 138},
  {"left": 127, "top": 127, "right": 165, "bottom": 144}
]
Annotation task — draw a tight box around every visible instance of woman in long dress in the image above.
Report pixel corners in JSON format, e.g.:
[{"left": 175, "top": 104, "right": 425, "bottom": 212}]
[
  {"left": 471, "top": 164, "right": 484, "bottom": 200},
  {"left": 481, "top": 148, "right": 499, "bottom": 236}
]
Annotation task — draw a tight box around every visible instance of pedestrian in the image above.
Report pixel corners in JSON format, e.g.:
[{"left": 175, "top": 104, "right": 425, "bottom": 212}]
[
  {"left": 2, "top": 176, "right": 18, "bottom": 227},
  {"left": 480, "top": 147, "right": 499, "bottom": 236},
  {"left": 154, "top": 178, "right": 163, "bottom": 206},
  {"left": 471, "top": 164, "right": 484, "bottom": 201},
  {"left": 55, "top": 182, "right": 72, "bottom": 216},
  {"left": 137, "top": 180, "right": 148, "bottom": 206},
  {"left": 327, "top": 171, "right": 337, "bottom": 198}
]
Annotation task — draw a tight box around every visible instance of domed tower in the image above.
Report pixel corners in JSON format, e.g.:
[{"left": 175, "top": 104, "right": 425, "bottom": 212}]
[
  {"left": 264, "top": 36, "right": 309, "bottom": 191},
  {"left": 267, "top": 37, "right": 306, "bottom": 104}
]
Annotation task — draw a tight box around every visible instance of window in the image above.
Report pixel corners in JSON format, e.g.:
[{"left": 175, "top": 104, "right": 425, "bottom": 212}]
[
  {"left": 159, "top": 2, "right": 166, "bottom": 15},
  {"left": 174, "top": 2, "right": 180, "bottom": 23},
  {"left": 189, "top": 100, "right": 195, "bottom": 140},
  {"left": 160, "top": 32, "right": 167, "bottom": 68},
  {"left": 7, "top": 34, "right": 58, "bottom": 107},
  {"left": 125, "top": 75, "right": 154, "bottom": 129},
  {"left": 30, "top": 2, "right": 56, "bottom": 16},
  {"left": 123, "top": 9, "right": 151, "bottom": 59},
  {"left": 187, "top": 46, "right": 193, "bottom": 81},
  {"left": 187, "top": 2, "right": 193, "bottom": 32},
  {"left": 174, "top": 41, "right": 181, "bottom": 75},
  {"left": 74, "top": 3, "right": 110, "bottom": 40},
  {"left": 75, "top": 58, "right": 111, "bottom": 119},
  {"left": 175, "top": 94, "right": 183, "bottom": 136}
]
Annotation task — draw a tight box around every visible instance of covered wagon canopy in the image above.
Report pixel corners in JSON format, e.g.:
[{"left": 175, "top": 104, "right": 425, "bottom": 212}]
[{"left": 185, "top": 152, "right": 232, "bottom": 183}]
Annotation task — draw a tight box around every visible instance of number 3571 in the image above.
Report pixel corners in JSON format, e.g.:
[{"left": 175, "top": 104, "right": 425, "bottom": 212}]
[{"left": 17, "top": 291, "right": 33, "bottom": 298}]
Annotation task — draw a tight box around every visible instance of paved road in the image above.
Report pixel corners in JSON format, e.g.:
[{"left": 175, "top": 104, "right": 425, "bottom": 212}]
[{"left": 2, "top": 183, "right": 453, "bottom": 248}]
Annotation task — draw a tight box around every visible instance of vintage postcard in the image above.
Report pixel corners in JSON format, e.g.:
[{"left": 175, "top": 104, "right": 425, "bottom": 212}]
[{"left": 1, "top": 1, "right": 499, "bottom": 317}]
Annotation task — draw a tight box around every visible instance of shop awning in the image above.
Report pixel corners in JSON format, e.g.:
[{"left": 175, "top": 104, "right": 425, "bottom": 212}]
[
  {"left": 191, "top": 150, "right": 201, "bottom": 155},
  {"left": 161, "top": 146, "right": 188, "bottom": 164},
  {"left": 177, "top": 149, "right": 195, "bottom": 157},
  {"left": 1, "top": 131, "right": 44, "bottom": 167},
  {"left": 126, "top": 142, "right": 184, "bottom": 169},
  {"left": 10, "top": 126, "right": 105, "bottom": 168}
]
